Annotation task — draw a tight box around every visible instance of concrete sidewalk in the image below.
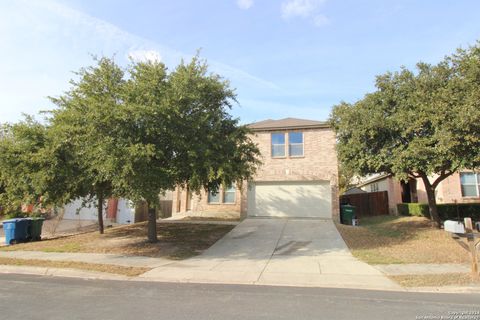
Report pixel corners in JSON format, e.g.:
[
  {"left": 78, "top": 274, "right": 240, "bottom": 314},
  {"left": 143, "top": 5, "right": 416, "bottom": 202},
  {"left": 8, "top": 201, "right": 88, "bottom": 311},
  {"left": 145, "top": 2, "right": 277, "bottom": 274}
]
[
  {"left": 140, "top": 219, "right": 403, "bottom": 290},
  {"left": 0, "top": 250, "right": 172, "bottom": 268}
]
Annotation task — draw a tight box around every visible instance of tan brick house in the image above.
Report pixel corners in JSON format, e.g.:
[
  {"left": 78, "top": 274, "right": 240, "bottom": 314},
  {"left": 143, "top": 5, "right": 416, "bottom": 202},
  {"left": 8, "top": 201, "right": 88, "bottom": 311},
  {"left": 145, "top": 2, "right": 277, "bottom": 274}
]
[{"left": 172, "top": 118, "right": 339, "bottom": 220}]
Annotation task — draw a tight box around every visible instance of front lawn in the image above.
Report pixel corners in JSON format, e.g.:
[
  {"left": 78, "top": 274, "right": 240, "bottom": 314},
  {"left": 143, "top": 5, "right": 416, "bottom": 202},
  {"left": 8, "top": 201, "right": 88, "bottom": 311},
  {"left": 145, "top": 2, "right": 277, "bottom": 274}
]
[
  {"left": 0, "top": 222, "right": 235, "bottom": 260},
  {"left": 336, "top": 215, "right": 470, "bottom": 265}
]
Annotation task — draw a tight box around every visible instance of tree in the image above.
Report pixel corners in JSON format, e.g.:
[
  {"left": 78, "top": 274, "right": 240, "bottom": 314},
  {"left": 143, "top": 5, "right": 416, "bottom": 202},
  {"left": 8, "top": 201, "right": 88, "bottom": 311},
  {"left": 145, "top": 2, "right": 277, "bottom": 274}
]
[
  {"left": 330, "top": 42, "right": 480, "bottom": 227},
  {"left": 0, "top": 116, "right": 80, "bottom": 214},
  {"left": 1, "top": 55, "right": 260, "bottom": 240},
  {"left": 122, "top": 56, "right": 260, "bottom": 242},
  {"left": 48, "top": 57, "right": 127, "bottom": 234}
]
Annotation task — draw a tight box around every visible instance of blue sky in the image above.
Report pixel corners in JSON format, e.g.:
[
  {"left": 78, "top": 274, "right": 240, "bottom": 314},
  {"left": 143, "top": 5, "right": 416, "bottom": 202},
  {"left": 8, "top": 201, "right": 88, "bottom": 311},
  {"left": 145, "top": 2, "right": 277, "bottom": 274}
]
[{"left": 1, "top": 0, "right": 479, "bottom": 124}]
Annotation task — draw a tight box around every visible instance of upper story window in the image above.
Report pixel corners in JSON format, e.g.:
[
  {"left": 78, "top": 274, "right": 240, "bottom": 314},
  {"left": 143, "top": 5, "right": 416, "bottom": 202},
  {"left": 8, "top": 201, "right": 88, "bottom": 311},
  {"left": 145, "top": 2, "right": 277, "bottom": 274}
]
[
  {"left": 370, "top": 182, "right": 379, "bottom": 192},
  {"left": 271, "top": 133, "right": 286, "bottom": 158},
  {"left": 207, "top": 190, "right": 220, "bottom": 203},
  {"left": 223, "top": 185, "right": 236, "bottom": 203},
  {"left": 288, "top": 132, "right": 304, "bottom": 157},
  {"left": 460, "top": 172, "right": 480, "bottom": 197}
]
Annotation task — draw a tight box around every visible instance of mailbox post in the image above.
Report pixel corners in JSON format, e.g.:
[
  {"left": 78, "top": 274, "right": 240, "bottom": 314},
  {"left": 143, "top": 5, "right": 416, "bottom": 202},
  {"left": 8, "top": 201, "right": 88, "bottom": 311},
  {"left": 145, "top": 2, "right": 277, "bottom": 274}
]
[{"left": 445, "top": 218, "right": 480, "bottom": 279}]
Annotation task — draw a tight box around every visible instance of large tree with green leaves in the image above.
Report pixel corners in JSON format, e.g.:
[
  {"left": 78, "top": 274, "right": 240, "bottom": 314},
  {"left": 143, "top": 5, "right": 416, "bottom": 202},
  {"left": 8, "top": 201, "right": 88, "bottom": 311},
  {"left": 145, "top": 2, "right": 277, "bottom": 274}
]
[
  {"left": 32, "top": 55, "right": 260, "bottom": 241},
  {"left": 120, "top": 56, "right": 260, "bottom": 241},
  {"left": 330, "top": 43, "right": 480, "bottom": 227},
  {"left": 48, "top": 57, "right": 128, "bottom": 234},
  {"left": 0, "top": 117, "right": 80, "bottom": 214}
]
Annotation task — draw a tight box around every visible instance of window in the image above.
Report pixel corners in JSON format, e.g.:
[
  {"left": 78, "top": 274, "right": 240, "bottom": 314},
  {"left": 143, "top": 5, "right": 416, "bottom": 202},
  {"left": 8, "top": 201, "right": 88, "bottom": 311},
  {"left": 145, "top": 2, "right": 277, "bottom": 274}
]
[
  {"left": 370, "top": 183, "right": 379, "bottom": 192},
  {"left": 271, "top": 133, "right": 286, "bottom": 157},
  {"left": 460, "top": 172, "right": 480, "bottom": 197},
  {"left": 288, "top": 132, "right": 304, "bottom": 157},
  {"left": 208, "top": 190, "right": 220, "bottom": 203},
  {"left": 223, "top": 185, "right": 236, "bottom": 203}
]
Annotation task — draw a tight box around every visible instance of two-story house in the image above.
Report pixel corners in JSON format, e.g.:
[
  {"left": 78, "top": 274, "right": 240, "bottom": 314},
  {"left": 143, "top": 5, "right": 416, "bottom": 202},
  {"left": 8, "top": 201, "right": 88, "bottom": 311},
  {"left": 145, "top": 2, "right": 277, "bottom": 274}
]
[{"left": 172, "top": 118, "right": 339, "bottom": 220}]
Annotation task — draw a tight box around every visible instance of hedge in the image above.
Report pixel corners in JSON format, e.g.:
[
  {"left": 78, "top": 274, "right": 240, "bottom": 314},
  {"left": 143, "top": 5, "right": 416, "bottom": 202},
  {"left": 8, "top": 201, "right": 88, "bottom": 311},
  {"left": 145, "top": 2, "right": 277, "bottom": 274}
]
[{"left": 397, "top": 203, "right": 480, "bottom": 221}]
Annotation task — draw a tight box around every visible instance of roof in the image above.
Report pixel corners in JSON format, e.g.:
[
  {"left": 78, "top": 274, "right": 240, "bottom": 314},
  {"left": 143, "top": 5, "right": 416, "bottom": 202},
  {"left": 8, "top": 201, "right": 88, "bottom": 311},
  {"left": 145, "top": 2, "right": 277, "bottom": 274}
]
[
  {"left": 356, "top": 173, "right": 392, "bottom": 187},
  {"left": 342, "top": 187, "right": 367, "bottom": 195},
  {"left": 247, "top": 118, "right": 330, "bottom": 131}
]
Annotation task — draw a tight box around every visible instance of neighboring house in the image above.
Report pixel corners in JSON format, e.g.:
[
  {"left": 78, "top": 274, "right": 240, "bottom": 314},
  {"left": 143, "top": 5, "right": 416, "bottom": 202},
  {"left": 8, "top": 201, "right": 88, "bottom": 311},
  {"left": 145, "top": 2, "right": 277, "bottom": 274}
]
[
  {"left": 62, "top": 192, "right": 174, "bottom": 224},
  {"left": 172, "top": 118, "right": 339, "bottom": 220},
  {"left": 342, "top": 187, "right": 367, "bottom": 195},
  {"left": 63, "top": 198, "right": 136, "bottom": 224},
  {"left": 357, "top": 171, "right": 480, "bottom": 214}
]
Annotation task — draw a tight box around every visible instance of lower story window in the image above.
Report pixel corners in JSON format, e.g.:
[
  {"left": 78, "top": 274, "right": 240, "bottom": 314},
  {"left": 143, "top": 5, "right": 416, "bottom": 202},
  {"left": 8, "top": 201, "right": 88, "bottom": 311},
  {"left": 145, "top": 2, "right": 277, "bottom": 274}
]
[
  {"left": 208, "top": 190, "right": 220, "bottom": 203},
  {"left": 223, "top": 185, "right": 236, "bottom": 203},
  {"left": 460, "top": 172, "right": 480, "bottom": 197}
]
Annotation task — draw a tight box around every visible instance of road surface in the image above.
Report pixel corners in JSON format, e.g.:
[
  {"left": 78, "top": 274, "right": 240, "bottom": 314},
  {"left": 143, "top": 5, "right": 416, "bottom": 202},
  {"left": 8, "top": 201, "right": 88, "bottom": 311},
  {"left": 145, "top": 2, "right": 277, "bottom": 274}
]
[{"left": 0, "top": 274, "right": 479, "bottom": 320}]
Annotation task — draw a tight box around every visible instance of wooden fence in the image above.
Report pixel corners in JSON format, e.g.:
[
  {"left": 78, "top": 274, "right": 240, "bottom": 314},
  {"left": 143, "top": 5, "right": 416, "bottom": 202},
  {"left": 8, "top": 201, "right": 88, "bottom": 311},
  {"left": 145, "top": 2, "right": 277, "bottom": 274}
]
[
  {"left": 339, "top": 191, "right": 389, "bottom": 217},
  {"left": 134, "top": 200, "right": 173, "bottom": 222}
]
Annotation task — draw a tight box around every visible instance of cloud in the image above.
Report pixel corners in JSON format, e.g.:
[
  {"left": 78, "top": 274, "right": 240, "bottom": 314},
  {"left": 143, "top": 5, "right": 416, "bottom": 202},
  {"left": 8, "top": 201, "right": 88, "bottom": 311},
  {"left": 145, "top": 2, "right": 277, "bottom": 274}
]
[
  {"left": 313, "top": 14, "right": 329, "bottom": 27},
  {"left": 237, "top": 0, "right": 254, "bottom": 10},
  {"left": 0, "top": 0, "right": 281, "bottom": 123},
  {"left": 281, "top": 0, "right": 329, "bottom": 27},
  {"left": 128, "top": 49, "right": 162, "bottom": 63}
]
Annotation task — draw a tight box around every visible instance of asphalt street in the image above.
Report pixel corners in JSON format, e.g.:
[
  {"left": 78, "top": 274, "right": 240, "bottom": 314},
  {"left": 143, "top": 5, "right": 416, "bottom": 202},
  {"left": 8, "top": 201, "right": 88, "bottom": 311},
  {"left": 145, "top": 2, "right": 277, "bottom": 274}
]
[{"left": 0, "top": 274, "right": 479, "bottom": 320}]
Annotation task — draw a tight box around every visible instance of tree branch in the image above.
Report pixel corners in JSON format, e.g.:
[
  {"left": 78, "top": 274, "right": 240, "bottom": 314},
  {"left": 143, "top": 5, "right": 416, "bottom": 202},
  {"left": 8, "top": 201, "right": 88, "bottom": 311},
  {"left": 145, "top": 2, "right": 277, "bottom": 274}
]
[{"left": 432, "top": 169, "right": 455, "bottom": 189}]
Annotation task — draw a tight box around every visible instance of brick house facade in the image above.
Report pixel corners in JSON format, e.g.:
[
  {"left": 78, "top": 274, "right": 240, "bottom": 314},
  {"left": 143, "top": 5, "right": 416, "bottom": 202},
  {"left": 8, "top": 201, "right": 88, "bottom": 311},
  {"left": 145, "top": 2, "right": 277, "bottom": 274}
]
[{"left": 172, "top": 118, "right": 339, "bottom": 220}]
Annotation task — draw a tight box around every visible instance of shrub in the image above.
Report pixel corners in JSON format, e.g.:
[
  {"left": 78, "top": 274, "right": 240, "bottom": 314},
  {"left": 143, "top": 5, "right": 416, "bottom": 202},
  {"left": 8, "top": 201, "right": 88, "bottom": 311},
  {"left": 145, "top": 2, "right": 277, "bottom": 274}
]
[
  {"left": 397, "top": 203, "right": 430, "bottom": 218},
  {"left": 398, "top": 203, "right": 480, "bottom": 221}
]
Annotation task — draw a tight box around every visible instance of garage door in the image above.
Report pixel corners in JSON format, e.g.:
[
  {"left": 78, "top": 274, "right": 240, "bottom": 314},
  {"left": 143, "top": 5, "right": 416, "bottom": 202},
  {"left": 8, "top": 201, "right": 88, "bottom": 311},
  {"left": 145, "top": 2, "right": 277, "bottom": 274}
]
[{"left": 247, "top": 181, "right": 332, "bottom": 218}]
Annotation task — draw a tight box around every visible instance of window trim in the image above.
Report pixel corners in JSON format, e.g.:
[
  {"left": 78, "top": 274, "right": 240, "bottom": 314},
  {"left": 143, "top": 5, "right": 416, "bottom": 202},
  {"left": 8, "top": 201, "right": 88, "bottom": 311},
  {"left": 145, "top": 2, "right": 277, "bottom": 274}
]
[
  {"left": 460, "top": 172, "right": 480, "bottom": 198},
  {"left": 271, "top": 132, "right": 286, "bottom": 158},
  {"left": 288, "top": 131, "right": 304, "bottom": 157}
]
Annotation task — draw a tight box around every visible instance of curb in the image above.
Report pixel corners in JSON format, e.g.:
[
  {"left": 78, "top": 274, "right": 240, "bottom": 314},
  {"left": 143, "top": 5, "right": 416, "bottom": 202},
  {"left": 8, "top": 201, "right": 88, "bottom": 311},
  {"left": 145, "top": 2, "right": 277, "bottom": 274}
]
[
  {"left": 1, "top": 265, "right": 479, "bottom": 294},
  {"left": 405, "top": 286, "right": 480, "bottom": 294},
  {"left": 0, "top": 265, "right": 132, "bottom": 281}
]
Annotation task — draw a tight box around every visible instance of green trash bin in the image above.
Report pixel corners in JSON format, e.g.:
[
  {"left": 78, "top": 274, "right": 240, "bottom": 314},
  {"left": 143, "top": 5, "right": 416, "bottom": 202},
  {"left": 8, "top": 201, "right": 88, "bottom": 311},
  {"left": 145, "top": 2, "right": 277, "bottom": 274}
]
[
  {"left": 26, "top": 217, "right": 45, "bottom": 241},
  {"left": 341, "top": 205, "right": 356, "bottom": 225}
]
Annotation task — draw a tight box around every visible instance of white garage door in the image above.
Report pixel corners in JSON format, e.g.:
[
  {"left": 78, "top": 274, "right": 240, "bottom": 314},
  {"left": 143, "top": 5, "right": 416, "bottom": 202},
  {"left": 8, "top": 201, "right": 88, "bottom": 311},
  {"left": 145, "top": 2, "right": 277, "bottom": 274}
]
[{"left": 248, "top": 181, "right": 332, "bottom": 218}]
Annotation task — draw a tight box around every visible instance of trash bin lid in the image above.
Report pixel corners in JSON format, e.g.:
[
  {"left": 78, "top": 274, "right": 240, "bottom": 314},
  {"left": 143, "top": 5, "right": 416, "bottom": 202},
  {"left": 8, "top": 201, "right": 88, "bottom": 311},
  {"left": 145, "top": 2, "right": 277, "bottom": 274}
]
[{"left": 2, "top": 219, "right": 21, "bottom": 224}]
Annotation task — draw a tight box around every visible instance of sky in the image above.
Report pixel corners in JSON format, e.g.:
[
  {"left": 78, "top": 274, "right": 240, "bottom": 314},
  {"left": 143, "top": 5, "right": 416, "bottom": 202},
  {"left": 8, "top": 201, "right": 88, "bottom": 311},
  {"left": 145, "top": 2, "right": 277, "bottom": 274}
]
[{"left": 1, "top": 0, "right": 479, "bottom": 125}]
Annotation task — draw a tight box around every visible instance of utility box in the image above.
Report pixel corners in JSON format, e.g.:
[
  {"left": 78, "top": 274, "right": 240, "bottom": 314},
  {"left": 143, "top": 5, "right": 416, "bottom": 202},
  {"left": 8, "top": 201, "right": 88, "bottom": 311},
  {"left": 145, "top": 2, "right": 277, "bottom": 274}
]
[{"left": 444, "top": 220, "right": 466, "bottom": 234}]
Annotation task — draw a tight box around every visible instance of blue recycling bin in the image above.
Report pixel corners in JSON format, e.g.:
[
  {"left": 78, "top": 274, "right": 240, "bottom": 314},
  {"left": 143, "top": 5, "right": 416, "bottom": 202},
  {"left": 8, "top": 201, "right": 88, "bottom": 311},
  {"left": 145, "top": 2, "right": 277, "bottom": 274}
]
[{"left": 2, "top": 218, "right": 29, "bottom": 245}]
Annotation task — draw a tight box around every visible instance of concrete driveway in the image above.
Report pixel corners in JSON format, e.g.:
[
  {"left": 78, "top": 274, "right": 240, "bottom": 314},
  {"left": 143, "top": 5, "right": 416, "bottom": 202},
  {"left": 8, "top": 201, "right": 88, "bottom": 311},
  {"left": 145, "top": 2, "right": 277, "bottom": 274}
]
[{"left": 141, "top": 219, "right": 401, "bottom": 290}]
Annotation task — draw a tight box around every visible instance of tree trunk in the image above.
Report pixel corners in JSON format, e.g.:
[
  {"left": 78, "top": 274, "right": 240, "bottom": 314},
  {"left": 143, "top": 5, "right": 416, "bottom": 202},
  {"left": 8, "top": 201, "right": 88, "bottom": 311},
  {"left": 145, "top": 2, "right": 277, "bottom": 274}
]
[
  {"left": 147, "top": 204, "right": 157, "bottom": 243},
  {"left": 97, "top": 193, "right": 104, "bottom": 234},
  {"left": 420, "top": 175, "right": 442, "bottom": 228}
]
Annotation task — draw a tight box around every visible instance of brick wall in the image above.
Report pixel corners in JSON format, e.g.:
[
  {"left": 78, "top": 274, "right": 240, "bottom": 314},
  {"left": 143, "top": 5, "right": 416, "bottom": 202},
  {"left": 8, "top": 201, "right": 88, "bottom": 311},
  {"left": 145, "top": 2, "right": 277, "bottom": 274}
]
[{"left": 172, "top": 127, "right": 339, "bottom": 219}]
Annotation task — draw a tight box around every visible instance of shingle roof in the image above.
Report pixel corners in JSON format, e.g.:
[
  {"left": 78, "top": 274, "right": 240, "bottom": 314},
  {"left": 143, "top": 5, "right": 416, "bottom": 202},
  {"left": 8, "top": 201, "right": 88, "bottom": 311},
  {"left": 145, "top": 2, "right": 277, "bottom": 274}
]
[
  {"left": 247, "top": 117, "right": 329, "bottom": 131},
  {"left": 356, "top": 173, "right": 392, "bottom": 187}
]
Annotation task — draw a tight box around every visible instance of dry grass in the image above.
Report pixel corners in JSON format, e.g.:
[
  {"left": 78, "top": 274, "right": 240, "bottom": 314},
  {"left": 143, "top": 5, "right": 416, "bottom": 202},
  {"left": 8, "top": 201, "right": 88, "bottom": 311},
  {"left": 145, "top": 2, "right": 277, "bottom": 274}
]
[
  {"left": 0, "top": 222, "right": 235, "bottom": 259},
  {"left": 390, "top": 273, "right": 480, "bottom": 287},
  {"left": 0, "top": 257, "right": 150, "bottom": 276},
  {"left": 336, "top": 216, "right": 471, "bottom": 264}
]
